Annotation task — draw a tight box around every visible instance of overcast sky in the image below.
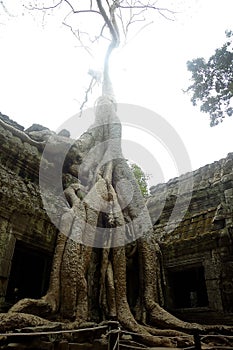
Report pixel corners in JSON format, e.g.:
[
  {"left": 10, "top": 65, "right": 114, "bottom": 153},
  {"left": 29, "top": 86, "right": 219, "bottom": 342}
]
[{"left": 0, "top": 0, "right": 232, "bottom": 185}]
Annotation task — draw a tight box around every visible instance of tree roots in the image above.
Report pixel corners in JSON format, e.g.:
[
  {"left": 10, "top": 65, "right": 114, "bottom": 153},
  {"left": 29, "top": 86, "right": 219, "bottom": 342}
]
[{"left": 2, "top": 91, "right": 233, "bottom": 349}]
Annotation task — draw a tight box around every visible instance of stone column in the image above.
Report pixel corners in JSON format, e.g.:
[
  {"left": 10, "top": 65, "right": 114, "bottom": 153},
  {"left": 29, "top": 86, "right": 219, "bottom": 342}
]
[{"left": 204, "top": 250, "right": 223, "bottom": 311}]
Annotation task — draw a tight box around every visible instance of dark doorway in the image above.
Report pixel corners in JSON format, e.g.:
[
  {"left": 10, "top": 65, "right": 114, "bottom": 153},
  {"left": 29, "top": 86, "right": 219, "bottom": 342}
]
[
  {"left": 168, "top": 266, "right": 208, "bottom": 309},
  {"left": 6, "top": 240, "right": 52, "bottom": 305}
]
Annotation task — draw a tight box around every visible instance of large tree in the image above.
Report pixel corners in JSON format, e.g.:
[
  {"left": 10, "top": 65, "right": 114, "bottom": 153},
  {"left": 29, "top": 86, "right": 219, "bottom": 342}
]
[
  {"left": 1, "top": 1, "right": 232, "bottom": 348},
  {"left": 185, "top": 30, "right": 233, "bottom": 126}
]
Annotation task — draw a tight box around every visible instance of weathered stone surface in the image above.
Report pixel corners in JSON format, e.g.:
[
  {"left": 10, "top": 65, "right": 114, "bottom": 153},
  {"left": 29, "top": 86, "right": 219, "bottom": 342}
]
[
  {"left": 0, "top": 120, "right": 59, "bottom": 311},
  {"left": 25, "top": 124, "right": 50, "bottom": 133},
  {"left": 148, "top": 153, "right": 233, "bottom": 323},
  {"left": 0, "top": 112, "right": 24, "bottom": 131},
  {"left": 57, "top": 129, "right": 70, "bottom": 138},
  {"left": 26, "top": 129, "right": 55, "bottom": 142}
]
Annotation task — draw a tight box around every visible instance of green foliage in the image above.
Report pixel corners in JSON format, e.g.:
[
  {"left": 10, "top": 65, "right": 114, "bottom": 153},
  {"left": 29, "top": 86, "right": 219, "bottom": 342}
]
[
  {"left": 185, "top": 30, "right": 233, "bottom": 126},
  {"left": 130, "top": 163, "right": 150, "bottom": 198}
]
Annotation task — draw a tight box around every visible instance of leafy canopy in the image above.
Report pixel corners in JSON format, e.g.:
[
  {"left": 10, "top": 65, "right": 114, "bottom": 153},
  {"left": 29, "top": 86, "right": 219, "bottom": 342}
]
[
  {"left": 185, "top": 30, "right": 233, "bottom": 126},
  {"left": 130, "top": 163, "right": 150, "bottom": 197}
]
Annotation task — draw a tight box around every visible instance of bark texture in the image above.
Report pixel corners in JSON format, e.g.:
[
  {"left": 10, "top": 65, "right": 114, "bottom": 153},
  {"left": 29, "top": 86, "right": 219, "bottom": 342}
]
[
  {"left": 2, "top": 1, "right": 233, "bottom": 348},
  {"left": 6, "top": 71, "right": 232, "bottom": 347}
]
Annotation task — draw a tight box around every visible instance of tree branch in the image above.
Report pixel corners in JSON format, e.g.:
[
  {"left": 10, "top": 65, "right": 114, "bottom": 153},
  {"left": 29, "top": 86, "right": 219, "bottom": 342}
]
[
  {"left": 24, "top": 0, "right": 63, "bottom": 11},
  {"left": 64, "top": 0, "right": 101, "bottom": 15},
  {"left": 118, "top": 1, "right": 176, "bottom": 20},
  {"left": 0, "top": 0, "right": 15, "bottom": 17},
  {"left": 62, "top": 20, "right": 94, "bottom": 57},
  {"left": 25, "top": 0, "right": 101, "bottom": 16},
  {"left": 96, "top": 0, "right": 119, "bottom": 45},
  {"left": 79, "top": 77, "right": 96, "bottom": 115}
]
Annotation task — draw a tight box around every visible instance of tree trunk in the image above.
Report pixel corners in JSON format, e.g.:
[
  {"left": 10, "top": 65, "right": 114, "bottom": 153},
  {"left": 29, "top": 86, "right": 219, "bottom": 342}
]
[{"left": 3, "top": 1, "right": 233, "bottom": 347}]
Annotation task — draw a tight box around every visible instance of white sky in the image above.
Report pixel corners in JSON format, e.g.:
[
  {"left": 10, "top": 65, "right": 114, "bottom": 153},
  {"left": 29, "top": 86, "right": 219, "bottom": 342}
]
[{"left": 0, "top": 0, "right": 233, "bottom": 185}]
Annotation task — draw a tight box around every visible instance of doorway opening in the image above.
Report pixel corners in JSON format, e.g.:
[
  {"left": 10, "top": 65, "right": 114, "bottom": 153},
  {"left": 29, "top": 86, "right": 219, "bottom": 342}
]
[
  {"left": 168, "top": 265, "right": 208, "bottom": 309},
  {"left": 6, "top": 240, "right": 52, "bottom": 305}
]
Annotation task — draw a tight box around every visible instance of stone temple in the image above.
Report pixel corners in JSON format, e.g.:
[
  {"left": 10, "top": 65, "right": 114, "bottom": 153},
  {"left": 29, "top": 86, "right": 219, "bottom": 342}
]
[{"left": 0, "top": 112, "right": 232, "bottom": 325}]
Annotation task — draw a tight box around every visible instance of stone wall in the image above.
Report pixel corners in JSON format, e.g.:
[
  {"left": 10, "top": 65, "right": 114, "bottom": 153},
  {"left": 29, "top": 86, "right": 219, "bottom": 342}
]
[
  {"left": 0, "top": 120, "right": 57, "bottom": 310},
  {"left": 148, "top": 153, "right": 233, "bottom": 323}
]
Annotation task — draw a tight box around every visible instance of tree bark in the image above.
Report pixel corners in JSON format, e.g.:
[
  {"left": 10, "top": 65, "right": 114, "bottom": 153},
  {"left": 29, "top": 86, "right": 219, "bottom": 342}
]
[{"left": 3, "top": 1, "right": 233, "bottom": 347}]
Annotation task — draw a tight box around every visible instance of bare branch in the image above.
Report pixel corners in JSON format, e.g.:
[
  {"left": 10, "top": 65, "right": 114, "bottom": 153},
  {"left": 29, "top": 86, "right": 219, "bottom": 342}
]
[
  {"left": 25, "top": 0, "right": 101, "bottom": 16},
  {"left": 21, "top": 0, "right": 177, "bottom": 101},
  {"left": 90, "top": 23, "right": 110, "bottom": 44},
  {"left": 79, "top": 77, "right": 96, "bottom": 116},
  {"left": 117, "top": 6, "right": 127, "bottom": 38},
  {"left": 62, "top": 21, "right": 94, "bottom": 57},
  {"left": 96, "top": 0, "right": 119, "bottom": 45},
  {"left": 99, "top": 23, "right": 108, "bottom": 40},
  {"left": 126, "top": 19, "right": 153, "bottom": 43},
  {"left": 62, "top": 0, "right": 101, "bottom": 16},
  {"left": 63, "top": 0, "right": 75, "bottom": 13},
  {"left": 120, "top": 4, "right": 173, "bottom": 13},
  {"left": 24, "top": 0, "right": 63, "bottom": 11},
  {"left": 157, "top": 8, "right": 175, "bottom": 21},
  {"left": 0, "top": 0, "right": 15, "bottom": 17},
  {"left": 118, "top": 1, "right": 177, "bottom": 20},
  {"left": 125, "top": 7, "right": 147, "bottom": 35}
]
